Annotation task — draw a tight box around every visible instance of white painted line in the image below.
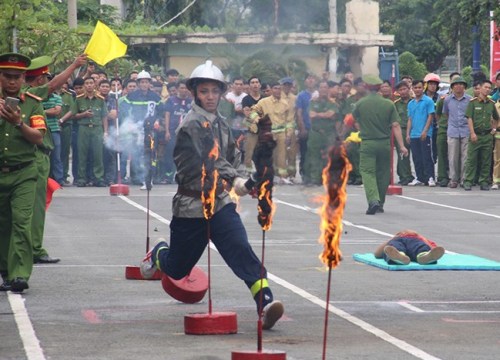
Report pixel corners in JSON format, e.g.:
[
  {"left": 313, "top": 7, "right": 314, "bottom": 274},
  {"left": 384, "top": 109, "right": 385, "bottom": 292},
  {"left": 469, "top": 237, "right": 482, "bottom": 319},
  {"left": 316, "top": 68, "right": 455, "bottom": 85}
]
[
  {"left": 398, "top": 301, "right": 425, "bottom": 313},
  {"left": 275, "top": 198, "right": 458, "bottom": 255},
  {"left": 398, "top": 195, "right": 500, "bottom": 219},
  {"left": 119, "top": 195, "right": 441, "bottom": 360},
  {"left": 268, "top": 274, "right": 441, "bottom": 360},
  {"left": 118, "top": 195, "right": 171, "bottom": 224},
  {"left": 7, "top": 292, "right": 46, "bottom": 360}
]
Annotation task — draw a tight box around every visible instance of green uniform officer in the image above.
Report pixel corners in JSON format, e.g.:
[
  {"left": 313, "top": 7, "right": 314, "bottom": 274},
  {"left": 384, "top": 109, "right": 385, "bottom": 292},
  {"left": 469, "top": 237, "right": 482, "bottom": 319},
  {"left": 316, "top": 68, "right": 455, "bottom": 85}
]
[
  {"left": 394, "top": 81, "right": 415, "bottom": 185},
  {"left": 58, "top": 87, "right": 74, "bottom": 183},
  {"left": 340, "top": 94, "right": 362, "bottom": 184},
  {"left": 435, "top": 95, "right": 449, "bottom": 186},
  {"left": 0, "top": 53, "right": 46, "bottom": 292},
  {"left": 304, "top": 81, "right": 340, "bottom": 185},
  {"left": 463, "top": 80, "right": 499, "bottom": 190},
  {"left": 24, "top": 56, "right": 61, "bottom": 264},
  {"left": 72, "top": 77, "right": 108, "bottom": 187},
  {"left": 352, "top": 74, "right": 408, "bottom": 215}
]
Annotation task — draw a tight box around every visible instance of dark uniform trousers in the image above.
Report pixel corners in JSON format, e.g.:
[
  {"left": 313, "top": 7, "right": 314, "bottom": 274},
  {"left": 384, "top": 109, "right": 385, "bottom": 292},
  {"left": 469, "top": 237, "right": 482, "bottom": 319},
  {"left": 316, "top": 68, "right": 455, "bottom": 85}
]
[
  {"left": 396, "top": 126, "right": 414, "bottom": 183},
  {"left": 464, "top": 134, "right": 493, "bottom": 186},
  {"left": 359, "top": 139, "right": 391, "bottom": 206},
  {"left": 78, "top": 125, "right": 104, "bottom": 182},
  {"left": 436, "top": 126, "right": 449, "bottom": 185},
  {"left": 31, "top": 150, "right": 50, "bottom": 259},
  {"left": 0, "top": 162, "right": 38, "bottom": 281},
  {"left": 157, "top": 203, "right": 266, "bottom": 291},
  {"left": 60, "top": 123, "right": 72, "bottom": 181}
]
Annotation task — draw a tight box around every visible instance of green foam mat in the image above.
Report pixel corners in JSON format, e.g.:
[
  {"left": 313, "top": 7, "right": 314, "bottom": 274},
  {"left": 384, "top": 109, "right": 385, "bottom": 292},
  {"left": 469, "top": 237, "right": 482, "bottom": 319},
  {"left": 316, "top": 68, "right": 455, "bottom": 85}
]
[{"left": 352, "top": 253, "right": 500, "bottom": 271}]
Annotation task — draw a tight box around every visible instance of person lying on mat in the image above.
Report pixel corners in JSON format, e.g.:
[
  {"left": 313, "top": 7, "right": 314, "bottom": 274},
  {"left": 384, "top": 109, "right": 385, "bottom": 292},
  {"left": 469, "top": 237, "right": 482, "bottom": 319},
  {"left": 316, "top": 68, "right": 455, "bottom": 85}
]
[{"left": 373, "top": 230, "right": 445, "bottom": 265}]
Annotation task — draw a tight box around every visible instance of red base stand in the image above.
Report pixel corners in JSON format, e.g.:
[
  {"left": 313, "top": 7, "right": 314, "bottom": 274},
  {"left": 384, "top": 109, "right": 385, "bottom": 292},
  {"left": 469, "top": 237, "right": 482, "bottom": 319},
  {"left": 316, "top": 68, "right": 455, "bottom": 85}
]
[
  {"left": 125, "top": 266, "right": 162, "bottom": 280},
  {"left": 231, "top": 350, "right": 287, "bottom": 359},
  {"left": 110, "top": 183, "right": 130, "bottom": 196},
  {"left": 184, "top": 312, "right": 238, "bottom": 335},
  {"left": 161, "top": 267, "right": 208, "bottom": 304},
  {"left": 386, "top": 184, "right": 403, "bottom": 195}
]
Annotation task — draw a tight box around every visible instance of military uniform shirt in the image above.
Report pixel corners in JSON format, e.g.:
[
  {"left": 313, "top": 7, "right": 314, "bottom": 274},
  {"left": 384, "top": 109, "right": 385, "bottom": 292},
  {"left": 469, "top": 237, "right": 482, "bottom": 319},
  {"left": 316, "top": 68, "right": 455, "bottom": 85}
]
[
  {"left": 0, "top": 92, "right": 46, "bottom": 166},
  {"left": 465, "top": 97, "right": 500, "bottom": 133},
  {"left": 309, "top": 98, "right": 339, "bottom": 133},
  {"left": 353, "top": 93, "right": 400, "bottom": 140},
  {"left": 60, "top": 91, "right": 74, "bottom": 126},
  {"left": 73, "top": 94, "right": 108, "bottom": 126},
  {"left": 394, "top": 98, "right": 410, "bottom": 128}
]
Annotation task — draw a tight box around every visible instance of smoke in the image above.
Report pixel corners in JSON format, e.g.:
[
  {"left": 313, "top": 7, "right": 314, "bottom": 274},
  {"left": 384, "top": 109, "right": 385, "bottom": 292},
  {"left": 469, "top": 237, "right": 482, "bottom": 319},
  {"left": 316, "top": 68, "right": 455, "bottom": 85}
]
[
  {"left": 103, "top": 117, "right": 144, "bottom": 152},
  {"left": 104, "top": 116, "right": 146, "bottom": 182}
]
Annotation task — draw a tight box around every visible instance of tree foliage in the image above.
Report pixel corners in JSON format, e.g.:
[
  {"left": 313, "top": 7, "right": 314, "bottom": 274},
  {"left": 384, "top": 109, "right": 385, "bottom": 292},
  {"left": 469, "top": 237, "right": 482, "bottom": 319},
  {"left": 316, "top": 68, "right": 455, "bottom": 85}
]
[
  {"left": 398, "top": 51, "right": 428, "bottom": 80},
  {"left": 1, "top": 0, "right": 497, "bottom": 78},
  {"left": 208, "top": 45, "right": 308, "bottom": 85},
  {"left": 379, "top": 0, "right": 492, "bottom": 71}
]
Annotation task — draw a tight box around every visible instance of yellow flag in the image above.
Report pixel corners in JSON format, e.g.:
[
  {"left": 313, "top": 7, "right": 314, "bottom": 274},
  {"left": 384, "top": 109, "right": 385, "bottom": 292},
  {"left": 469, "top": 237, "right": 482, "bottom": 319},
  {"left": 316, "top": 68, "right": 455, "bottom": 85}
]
[{"left": 84, "top": 21, "right": 127, "bottom": 66}]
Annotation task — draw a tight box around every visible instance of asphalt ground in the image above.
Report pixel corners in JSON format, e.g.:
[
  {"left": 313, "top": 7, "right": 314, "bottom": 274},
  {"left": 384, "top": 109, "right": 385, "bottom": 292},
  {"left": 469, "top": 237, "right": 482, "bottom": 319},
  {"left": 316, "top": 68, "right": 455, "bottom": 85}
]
[{"left": 1, "top": 182, "right": 500, "bottom": 360}]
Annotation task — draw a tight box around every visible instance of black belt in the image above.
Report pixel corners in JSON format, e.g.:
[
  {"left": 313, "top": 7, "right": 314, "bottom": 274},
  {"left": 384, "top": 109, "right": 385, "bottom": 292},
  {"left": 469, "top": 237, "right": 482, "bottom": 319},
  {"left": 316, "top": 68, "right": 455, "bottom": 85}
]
[
  {"left": 1, "top": 161, "right": 33, "bottom": 173},
  {"left": 177, "top": 186, "right": 224, "bottom": 198}
]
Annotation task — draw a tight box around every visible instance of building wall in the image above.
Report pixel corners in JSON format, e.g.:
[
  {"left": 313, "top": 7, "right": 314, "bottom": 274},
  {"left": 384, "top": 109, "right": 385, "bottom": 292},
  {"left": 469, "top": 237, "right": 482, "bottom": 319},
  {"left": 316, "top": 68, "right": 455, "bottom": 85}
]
[
  {"left": 162, "top": 43, "right": 327, "bottom": 79},
  {"left": 346, "top": 0, "right": 380, "bottom": 76}
]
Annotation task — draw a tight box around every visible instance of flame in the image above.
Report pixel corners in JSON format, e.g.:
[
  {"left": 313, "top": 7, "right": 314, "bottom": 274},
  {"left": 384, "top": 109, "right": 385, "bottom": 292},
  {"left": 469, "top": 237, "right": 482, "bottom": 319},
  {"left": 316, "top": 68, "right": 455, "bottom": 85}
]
[
  {"left": 318, "top": 143, "right": 352, "bottom": 269},
  {"left": 227, "top": 187, "right": 241, "bottom": 212},
  {"left": 149, "top": 134, "right": 154, "bottom": 150},
  {"left": 201, "top": 125, "right": 220, "bottom": 220},
  {"left": 257, "top": 178, "right": 276, "bottom": 231}
]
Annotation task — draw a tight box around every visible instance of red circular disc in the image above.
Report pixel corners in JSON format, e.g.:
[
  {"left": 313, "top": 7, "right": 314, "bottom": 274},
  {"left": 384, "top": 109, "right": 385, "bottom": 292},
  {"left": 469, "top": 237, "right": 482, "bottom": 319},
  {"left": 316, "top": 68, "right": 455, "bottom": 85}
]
[
  {"left": 161, "top": 266, "right": 208, "bottom": 304},
  {"left": 125, "top": 266, "right": 162, "bottom": 280},
  {"left": 231, "top": 350, "right": 287, "bottom": 360},
  {"left": 386, "top": 185, "right": 402, "bottom": 195},
  {"left": 110, "top": 184, "right": 130, "bottom": 196},
  {"left": 185, "top": 311, "right": 238, "bottom": 335}
]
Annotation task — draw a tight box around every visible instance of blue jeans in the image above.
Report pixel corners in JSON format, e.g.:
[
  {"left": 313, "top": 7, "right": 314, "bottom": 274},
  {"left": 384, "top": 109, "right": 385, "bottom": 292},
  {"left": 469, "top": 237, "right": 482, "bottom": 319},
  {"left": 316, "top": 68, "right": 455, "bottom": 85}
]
[
  {"left": 410, "top": 136, "right": 435, "bottom": 182},
  {"left": 50, "top": 131, "right": 64, "bottom": 184},
  {"left": 155, "top": 203, "right": 273, "bottom": 310},
  {"left": 384, "top": 237, "right": 432, "bottom": 263},
  {"left": 162, "top": 132, "right": 176, "bottom": 181}
]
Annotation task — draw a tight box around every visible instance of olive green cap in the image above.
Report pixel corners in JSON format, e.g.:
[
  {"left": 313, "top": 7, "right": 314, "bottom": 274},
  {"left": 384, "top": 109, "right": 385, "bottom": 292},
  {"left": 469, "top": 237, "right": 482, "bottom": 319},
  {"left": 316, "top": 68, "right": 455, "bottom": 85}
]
[
  {"left": 450, "top": 76, "right": 467, "bottom": 88},
  {"left": 26, "top": 55, "right": 52, "bottom": 76},
  {"left": 361, "top": 74, "right": 383, "bottom": 86}
]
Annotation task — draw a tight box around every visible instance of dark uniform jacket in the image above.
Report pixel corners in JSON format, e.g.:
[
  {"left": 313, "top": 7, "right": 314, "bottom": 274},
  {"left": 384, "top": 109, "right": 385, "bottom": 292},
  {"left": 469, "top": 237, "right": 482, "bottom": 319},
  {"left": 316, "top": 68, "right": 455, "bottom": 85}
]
[{"left": 173, "top": 103, "right": 242, "bottom": 218}]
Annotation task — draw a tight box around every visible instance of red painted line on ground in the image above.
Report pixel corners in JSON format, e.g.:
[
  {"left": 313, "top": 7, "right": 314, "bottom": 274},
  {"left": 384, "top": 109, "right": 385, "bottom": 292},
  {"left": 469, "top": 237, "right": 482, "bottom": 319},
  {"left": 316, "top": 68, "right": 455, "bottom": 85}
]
[{"left": 82, "top": 309, "right": 101, "bottom": 324}]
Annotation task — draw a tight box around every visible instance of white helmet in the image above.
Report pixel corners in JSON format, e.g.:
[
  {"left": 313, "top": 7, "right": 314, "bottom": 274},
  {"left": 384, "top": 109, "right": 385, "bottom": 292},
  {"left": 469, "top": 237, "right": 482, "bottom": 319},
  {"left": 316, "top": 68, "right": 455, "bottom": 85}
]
[
  {"left": 186, "top": 60, "right": 227, "bottom": 92},
  {"left": 137, "top": 70, "right": 152, "bottom": 80}
]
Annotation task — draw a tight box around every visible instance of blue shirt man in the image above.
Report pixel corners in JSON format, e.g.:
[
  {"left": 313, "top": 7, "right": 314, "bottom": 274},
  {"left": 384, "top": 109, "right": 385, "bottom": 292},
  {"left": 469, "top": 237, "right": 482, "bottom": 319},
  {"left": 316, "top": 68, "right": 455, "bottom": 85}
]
[
  {"left": 442, "top": 77, "right": 471, "bottom": 186},
  {"left": 444, "top": 93, "right": 471, "bottom": 138},
  {"left": 407, "top": 80, "right": 436, "bottom": 186},
  {"left": 408, "top": 94, "right": 435, "bottom": 138}
]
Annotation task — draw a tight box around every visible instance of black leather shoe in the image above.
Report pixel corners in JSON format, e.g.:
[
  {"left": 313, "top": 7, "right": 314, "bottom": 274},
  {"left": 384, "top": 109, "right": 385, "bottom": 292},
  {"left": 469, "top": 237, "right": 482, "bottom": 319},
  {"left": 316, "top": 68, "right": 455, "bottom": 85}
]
[
  {"left": 463, "top": 183, "right": 472, "bottom": 191},
  {"left": 11, "top": 278, "right": 29, "bottom": 293},
  {"left": 480, "top": 185, "right": 490, "bottom": 191},
  {"left": 366, "top": 201, "right": 380, "bottom": 215},
  {"left": 0, "top": 280, "right": 12, "bottom": 291},
  {"left": 377, "top": 205, "right": 384, "bottom": 213},
  {"left": 34, "top": 255, "right": 60, "bottom": 264}
]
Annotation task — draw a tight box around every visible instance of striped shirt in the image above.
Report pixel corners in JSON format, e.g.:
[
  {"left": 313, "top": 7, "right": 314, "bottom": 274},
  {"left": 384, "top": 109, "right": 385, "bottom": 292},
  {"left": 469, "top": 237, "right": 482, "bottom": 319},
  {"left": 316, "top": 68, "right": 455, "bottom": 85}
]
[{"left": 42, "top": 93, "right": 63, "bottom": 132}]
